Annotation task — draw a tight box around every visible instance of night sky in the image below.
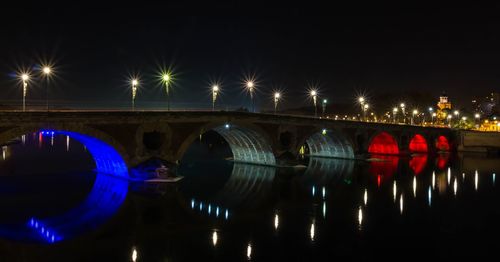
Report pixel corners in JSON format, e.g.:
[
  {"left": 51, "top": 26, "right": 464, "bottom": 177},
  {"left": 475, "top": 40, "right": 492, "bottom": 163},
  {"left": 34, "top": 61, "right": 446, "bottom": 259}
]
[{"left": 1, "top": 3, "right": 500, "bottom": 111}]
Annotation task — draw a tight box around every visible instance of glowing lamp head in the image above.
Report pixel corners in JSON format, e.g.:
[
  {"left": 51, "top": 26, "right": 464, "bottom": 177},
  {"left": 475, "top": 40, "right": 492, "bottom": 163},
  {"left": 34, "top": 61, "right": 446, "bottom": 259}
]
[
  {"left": 358, "top": 97, "right": 365, "bottom": 103},
  {"left": 428, "top": 107, "right": 433, "bottom": 112},
  {"left": 310, "top": 90, "right": 317, "bottom": 97},
  {"left": 400, "top": 103, "right": 405, "bottom": 108},
  {"left": 475, "top": 113, "right": 480, "bottom": 119},
  {"left": 364, "top": 104, "right": 369, "bottom": 109},
  {"left": 413, "top": 109, "right": 418, "bottom": 115},
  {"left": 323, "top": 99, "right": 327, "bottom": 104},
  {"left": 454, "top": 110, "right": 459, "bottom": 116},
  {"left": 42, "top": 66, "right": 51, "bottom": 75},
  {"left": 462, "top": 116, "right": 467, "bottom": 121},
  {"left": 246, "top": 81, "right": 254, "bottom": 88},
  {"left": 432, "top": 113, "right": 437, "bottom": 117},
  {"left": 21, "top": 74, "right": 29, "bottom": 81},
  {"left": 274, "top": 92, "right": 280, "bottom": 99},
  {"left": 447, "top": 115, "right": 452, "bottom": 119},
  {"left": 132, "top": 79, "right": 138, "bottom": 86},
  {"left": 162, "top": 74, "right": 170, "bottom": 82},
  {"left": 393, "top": 107, "right": 398, "bottom": 113},
  {"left": 212, "top": 85, "right": 219, "bottom": 92}
]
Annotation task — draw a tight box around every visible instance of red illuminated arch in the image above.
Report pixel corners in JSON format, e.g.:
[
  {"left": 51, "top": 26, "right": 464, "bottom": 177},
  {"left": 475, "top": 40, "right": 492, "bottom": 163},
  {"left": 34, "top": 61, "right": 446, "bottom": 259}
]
[
  {"left": 368, "top": 132, "right": 399, "bottom": 155},
  {"left": 435, "top": 136, "right": 450, "bottom": 152},
  {"left": 409, "top": 134, "right": 428, "bottom": 153}
]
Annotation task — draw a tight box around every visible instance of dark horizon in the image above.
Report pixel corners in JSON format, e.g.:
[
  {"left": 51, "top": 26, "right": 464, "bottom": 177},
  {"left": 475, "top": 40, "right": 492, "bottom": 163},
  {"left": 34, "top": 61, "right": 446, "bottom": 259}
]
[{"left": 1, "top": 3, "right": 500, "bottom": 111}]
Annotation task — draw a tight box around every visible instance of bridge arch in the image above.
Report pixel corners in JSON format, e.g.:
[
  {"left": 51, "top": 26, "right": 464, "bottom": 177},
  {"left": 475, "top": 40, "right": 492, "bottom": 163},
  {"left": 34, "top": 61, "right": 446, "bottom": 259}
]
[
  {"left": 409, "top": 134, "right": 428, "bottom": 153},
  {"left": 368, "top": 131, "right": 399, "bottom": 155},
  {"left": 0, "top": 125, "right": 130, "bottom": 177},
  {"left": 176, "top": 122, "right": 276, "bottom": 166},
  {"left": 300, "top": 129, "right": 355, "bottom": 159},
  {"left": 435, "top": 135, "right": 450, "bottom": 152}
]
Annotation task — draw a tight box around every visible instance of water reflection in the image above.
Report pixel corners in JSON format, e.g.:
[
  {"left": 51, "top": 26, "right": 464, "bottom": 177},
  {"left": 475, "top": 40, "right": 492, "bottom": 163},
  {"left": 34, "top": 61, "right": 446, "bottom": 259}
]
[
  {"left": 302, "top": 157, "right": 354, "bottom": 186},
  {"left": 212, "top": 230, "right": 218, "bottom": 247},
  {"left": 368, "top": 155, "right": 398, "bottom": 183},
  {"left": 0, "top": 172, "right": 128, "bottom": 243},
  {"left": 409, "top": 154, "right": 428, "bottom": 175},
  {"left": 436, "top": 153, "right": 450, "bottom": 170},
  {"left": 183, "top": 163, "right": 276, "bottom": 220}
]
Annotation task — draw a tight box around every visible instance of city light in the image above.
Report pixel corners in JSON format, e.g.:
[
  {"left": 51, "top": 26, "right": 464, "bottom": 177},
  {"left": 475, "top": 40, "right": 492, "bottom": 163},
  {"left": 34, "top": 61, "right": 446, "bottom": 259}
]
[
  {"left": 212, "top": 85, "right": 219, "bottom": 111},
  {"left": 41, "top": 65, "right": 53, "bottom": 111},
  {"left": 20, "top": 73, "right": 30, "bottom": 112},
  {"left": 131, "top": 79, "right": 139, "bottom": 111},
  {"left": 245, "top": 80, "right": 256, "bottom": 112},
  {"left": 161, "top": 72, "right": 173, "bottom": 111},
  {"left": 400, "top": 103, "right": 406, "bottom": 123},
  {"left": 392, "top": 107, "right": 398, "bottom": 123},
  {"left": 322, "top": 99, "right": 327, "bottom": 116},
  {"left": 274, "top": 92, "right": 281, "bottom": 114},
  {"left": 310, "top": 89, "right": 318, "bottom": 117}
]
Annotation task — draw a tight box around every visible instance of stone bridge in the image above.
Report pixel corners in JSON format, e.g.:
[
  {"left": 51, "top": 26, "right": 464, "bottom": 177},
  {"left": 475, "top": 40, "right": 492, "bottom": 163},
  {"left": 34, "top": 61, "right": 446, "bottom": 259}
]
[{"left": 0, "top": 111, "right": 493, "bottom": 175}]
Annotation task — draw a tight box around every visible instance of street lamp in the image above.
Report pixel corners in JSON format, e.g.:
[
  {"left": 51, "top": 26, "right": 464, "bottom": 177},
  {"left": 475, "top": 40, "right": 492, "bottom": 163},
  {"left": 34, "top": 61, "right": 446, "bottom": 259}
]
[
  {"left": 392, "top": 107, "right": 398, "bottom": 123},
  {"left": 412, "top": 109, "right": 418, "bottom": 125},
  {"left": 400, "top": 103, "right": 406, "bottom": 123},
  {"left": 475, "top": 113, "right": 481, "bottom": 129},
  {"left": 358, "top": 97, "right": 365, "bottom": 120},
  {"left": 322, "top": 99, "right": 327, "bottom": 116},
  {"left": 245, "top": 81, "right": 255, "bottom": 112},
  {"left": 454, "top": 110, "right": 460, "bottom": 126},
  {"left": 428, "top": 107, "right": 433, "bottom": 123},
  {"left": 310, "top": 90, "right": 318, "bottom": 117},
  {"left": 447, "top": 114, "right": 452, "bottom": 127},
  {"left": 42, "top": 66, "right": 52, "bottom": 111},
  {"left": 20, "top": 73, "right": 29, "bottom": 112},
  {"left": 432, "top": 112, "right": 437, "bottom": 125},
  {"left": 212, "top": 85, "right": 219, "bottom": 111},
  {"left": 131, "top": 79, "right": 138, "bottom": 111},
  {"left": 363, "top": 104, "right": 369, "bottom": 122},
  {"left": 274, "top": 92, "right": 281, "bottom": 114},
  {"left": 161, "top": 73, "right": 172, "bottom": 111}
]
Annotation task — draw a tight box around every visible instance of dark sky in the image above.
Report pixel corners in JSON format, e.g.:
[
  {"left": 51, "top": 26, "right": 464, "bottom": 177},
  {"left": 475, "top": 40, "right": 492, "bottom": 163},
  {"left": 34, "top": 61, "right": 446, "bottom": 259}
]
[{"left": 1, "top": 3, "right": 500, "bottom": 111}]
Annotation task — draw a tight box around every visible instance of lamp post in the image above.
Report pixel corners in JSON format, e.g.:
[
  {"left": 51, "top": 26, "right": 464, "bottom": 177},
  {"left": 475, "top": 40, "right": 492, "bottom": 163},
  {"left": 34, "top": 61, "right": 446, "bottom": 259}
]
[
  {"left": 475, "top": 113, "right": 481, "bottom": 129},
  {"left": 411, "top": 109, "right": 418, "bottom": 125},
  {"left": 447, "top": 114, "right": 452, "bottom": 127},
  {"left": 245, "top": 81, "right": 256, "bottom": 113},
  {"left": 162, "top": 73, "right": 172, "bottom": 111},
  {"left": 20, "top": 73, "right": 29, "bottom": 112},
  {"left": 453, "top": 110, "right": 459, "bottom": 125},
  {"left": 274, "top": 92, "right": 280, "bottom": 114},
  {"left": 393, "top": 107, "right": 398, "bottom": 123},
  {"left": 322, "top": 99, "right": 327, "bottom": 117},
  {"left": 400, "top": 103, "right": 406, "bottom": 123},
  {"left": 42, "top": 66, "right": 51, "bottom": 111},
  {"left": 428, "top": 107, "right": 433, "bottom": 123},
  {"left": 363, "top": 104, "right": 369, "bottom": 122},
  {"left": 131, "top": 79, "right": 138, "bottom": 111},
  {"left": 212, "top": 85, "right": 219, "bottom": 111},
  {"left": 432, "top": 112, "right": 436, "bottom": 125},
  {"left": 358, "top": 97, "right": 365, "bottom": 121},
  {"left": 310, "top": 90, "right": 318, "bottom": 117}
]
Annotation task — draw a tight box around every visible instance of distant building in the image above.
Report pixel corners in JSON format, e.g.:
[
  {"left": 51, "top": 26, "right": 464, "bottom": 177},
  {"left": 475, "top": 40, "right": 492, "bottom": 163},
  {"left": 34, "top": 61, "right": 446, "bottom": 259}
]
[
  {"left": 437, "top": 92, "right": 452, "bottom": 110},
  {"left": 436, "top": 92, "right": 452, "bottom": 123}
]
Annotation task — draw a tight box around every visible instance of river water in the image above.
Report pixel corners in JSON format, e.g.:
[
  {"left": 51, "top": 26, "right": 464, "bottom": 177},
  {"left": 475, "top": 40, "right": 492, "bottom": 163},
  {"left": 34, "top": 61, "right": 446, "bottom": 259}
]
[{"left": 0, "top": 133, "right": 499, "bottom": 261}]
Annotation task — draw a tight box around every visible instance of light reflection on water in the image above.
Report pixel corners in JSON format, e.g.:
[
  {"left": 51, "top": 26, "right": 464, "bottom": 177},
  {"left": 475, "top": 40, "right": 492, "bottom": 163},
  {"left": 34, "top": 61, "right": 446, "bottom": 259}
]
[{"left": 2, "top": 134, "right": 500, "bottom": 260}]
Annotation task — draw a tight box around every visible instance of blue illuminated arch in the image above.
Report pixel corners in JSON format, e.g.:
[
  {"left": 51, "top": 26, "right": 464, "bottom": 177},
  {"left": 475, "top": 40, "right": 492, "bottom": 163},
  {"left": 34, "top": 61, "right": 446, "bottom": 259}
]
[{"left": 40, "top": 130, "right": 128, "bottom": 177}]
